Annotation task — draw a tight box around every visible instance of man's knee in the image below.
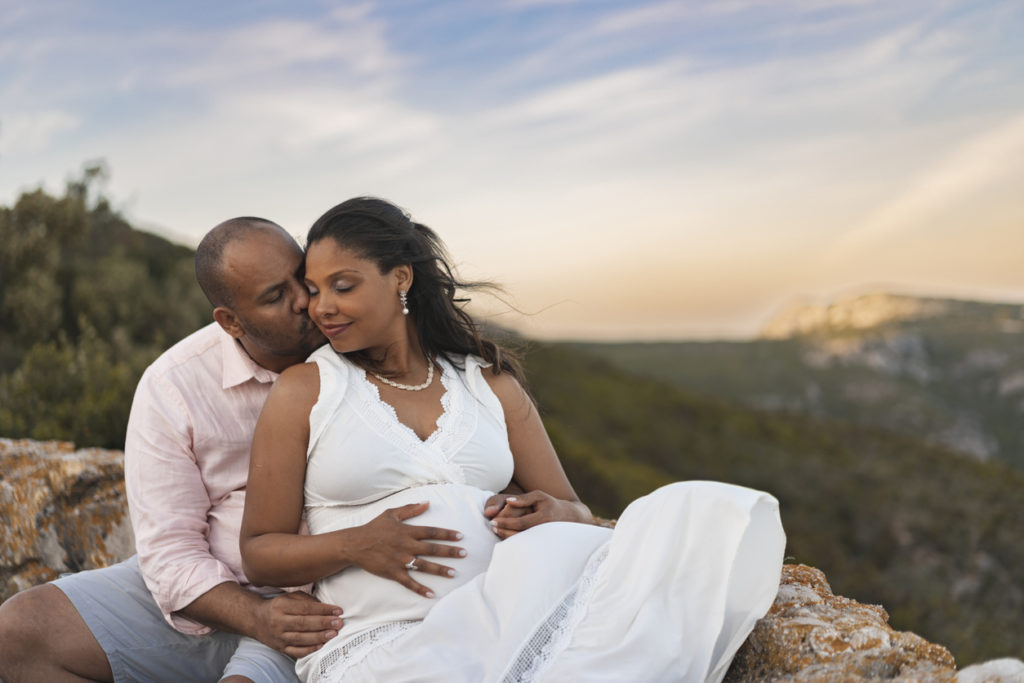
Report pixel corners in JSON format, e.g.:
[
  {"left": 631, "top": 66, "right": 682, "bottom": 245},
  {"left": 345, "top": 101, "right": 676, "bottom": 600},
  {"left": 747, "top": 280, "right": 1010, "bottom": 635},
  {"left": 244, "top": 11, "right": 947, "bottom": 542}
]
[
  {"left": 0, "top": 585, "right": 51, "bottom": 650},
  {"left": 0, "top": 585, "right": 58, "bottom": 674},
  {"left": 0, "top": 583, "right": 113, "bottom": 682}
]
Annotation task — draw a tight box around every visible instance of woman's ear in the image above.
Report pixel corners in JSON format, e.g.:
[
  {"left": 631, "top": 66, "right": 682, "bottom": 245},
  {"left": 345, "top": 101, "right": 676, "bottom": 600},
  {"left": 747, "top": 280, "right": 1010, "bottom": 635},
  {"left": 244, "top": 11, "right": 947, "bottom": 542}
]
[{"left": 394, "top": 264, "right": 413, "bottom": 292}]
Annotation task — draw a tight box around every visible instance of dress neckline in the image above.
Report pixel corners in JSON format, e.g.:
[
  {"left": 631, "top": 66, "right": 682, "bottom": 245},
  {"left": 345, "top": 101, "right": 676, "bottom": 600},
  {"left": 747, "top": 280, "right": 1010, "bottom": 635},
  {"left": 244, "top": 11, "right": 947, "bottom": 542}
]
[{"left": 359, "top": 359, "right": 454, "bottom": 445}]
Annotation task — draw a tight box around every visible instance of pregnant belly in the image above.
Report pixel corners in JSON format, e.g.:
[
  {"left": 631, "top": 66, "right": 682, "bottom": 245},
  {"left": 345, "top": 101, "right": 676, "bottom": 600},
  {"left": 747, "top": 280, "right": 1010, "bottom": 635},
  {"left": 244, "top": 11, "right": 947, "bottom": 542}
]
[{"left": 311, "top": 484, "right": 499, "bottom": 640}]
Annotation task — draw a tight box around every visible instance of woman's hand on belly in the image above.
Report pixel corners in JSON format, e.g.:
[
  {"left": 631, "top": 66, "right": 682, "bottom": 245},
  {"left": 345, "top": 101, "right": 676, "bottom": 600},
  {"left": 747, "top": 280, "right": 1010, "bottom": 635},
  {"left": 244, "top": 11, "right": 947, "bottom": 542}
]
[{"left": 343, "top": 501, "right": 467, "bottom": 599}]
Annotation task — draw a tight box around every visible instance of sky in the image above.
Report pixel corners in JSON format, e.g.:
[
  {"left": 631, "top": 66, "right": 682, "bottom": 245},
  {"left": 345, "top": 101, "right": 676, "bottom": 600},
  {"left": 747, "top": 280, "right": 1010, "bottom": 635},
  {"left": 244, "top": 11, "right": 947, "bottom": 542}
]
[{"left": 2, "top": 0, "right": 1023, "bottom": 340}]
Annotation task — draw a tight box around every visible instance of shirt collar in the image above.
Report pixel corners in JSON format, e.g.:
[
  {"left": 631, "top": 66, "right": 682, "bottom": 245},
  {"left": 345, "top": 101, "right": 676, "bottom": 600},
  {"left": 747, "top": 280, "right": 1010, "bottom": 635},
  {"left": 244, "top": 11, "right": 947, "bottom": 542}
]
[{"left": 219, "top": 328, "right": 279, "bottom": 389}]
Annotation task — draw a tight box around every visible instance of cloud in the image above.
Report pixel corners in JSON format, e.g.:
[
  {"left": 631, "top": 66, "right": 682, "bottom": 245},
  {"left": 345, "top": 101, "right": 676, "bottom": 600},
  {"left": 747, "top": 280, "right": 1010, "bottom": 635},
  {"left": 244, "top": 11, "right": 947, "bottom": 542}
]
[
  {"left": 503, "top": 0, "right": 596, "bottom": 6},
  {"left": 2, "top": 0, "right": 1022, "bottom": 340},
  {"left": 458, "top": 13, "right": 961, "bottom": 187},
  {"left": 161, "top": 9, "right": 400, "bottom": 89},
  {"left": 480, "top": 59, "right": 693, "bottom": 133},
  {"left": 585, "top": 1, "right": 702, "bottom": 35},
  {"left": 0, "top": 110, "right": 78, "bottom": 155},
  {"left": 827, "top": 113, "right": 1024, "bottom": 255}
]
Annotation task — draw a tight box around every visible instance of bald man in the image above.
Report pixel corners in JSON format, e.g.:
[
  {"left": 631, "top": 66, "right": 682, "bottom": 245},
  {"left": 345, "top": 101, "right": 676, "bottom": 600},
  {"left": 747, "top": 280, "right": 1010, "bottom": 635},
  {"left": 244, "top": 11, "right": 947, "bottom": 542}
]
[{"left": 0, "top": 218, "right": 336, "bottom": 683}]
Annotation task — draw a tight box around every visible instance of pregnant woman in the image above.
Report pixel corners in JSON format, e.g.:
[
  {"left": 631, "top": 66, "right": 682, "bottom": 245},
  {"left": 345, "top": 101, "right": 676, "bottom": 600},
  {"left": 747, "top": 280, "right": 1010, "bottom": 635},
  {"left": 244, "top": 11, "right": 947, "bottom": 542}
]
[{"left": 239, "top": 197, "right": 786, "bottom": 682}]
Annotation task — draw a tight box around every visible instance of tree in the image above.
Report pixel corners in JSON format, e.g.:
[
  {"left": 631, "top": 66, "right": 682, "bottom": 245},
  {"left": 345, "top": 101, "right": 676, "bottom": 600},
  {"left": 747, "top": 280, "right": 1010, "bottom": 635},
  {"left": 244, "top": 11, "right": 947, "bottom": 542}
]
[{"left": 0, "top": 164, "right": 211, "bottom": 445}]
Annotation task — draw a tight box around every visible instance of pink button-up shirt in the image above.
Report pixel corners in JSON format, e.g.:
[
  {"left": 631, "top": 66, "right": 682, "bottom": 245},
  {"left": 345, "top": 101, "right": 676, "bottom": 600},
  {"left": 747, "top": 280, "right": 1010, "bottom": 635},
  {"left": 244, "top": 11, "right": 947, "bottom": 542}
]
[{"left": 124, "top": 323, "right": 280, "bottom": 634}]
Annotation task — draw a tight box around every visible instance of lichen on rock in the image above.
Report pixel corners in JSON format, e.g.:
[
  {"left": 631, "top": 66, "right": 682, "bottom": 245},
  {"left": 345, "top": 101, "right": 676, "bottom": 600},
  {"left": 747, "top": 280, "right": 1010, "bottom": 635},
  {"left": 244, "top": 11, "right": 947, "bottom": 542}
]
[
  {"left": 725, "top": 564, "right": 958, "bottom": 681},
  {"left": 0, "top": 438, "right": 134, "bottom": 602}
]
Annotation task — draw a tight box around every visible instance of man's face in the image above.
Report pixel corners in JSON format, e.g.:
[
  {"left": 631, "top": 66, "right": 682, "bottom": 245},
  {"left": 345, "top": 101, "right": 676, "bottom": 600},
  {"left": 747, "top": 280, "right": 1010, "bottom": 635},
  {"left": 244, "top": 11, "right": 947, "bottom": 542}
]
[{"left": 219, "top": 228, "right": 325, "bottom": 371}]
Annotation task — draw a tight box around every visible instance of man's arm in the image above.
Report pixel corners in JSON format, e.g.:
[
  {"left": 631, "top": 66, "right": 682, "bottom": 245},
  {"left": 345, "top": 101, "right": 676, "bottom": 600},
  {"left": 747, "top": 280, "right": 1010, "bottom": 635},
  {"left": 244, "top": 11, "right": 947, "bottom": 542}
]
[
  {"left": 123, "top": 367, "right": 340, "bottom": 652},
  {"left": 181, "top": 583, "right": 341, "bottom": 658}
]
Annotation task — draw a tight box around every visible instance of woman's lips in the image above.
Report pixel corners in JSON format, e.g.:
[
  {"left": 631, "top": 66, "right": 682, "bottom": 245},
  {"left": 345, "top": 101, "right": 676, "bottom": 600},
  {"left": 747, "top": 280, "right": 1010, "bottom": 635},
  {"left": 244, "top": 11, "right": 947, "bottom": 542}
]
[{"left": 319, "top": 321, "right": 352, "bottom": 338}]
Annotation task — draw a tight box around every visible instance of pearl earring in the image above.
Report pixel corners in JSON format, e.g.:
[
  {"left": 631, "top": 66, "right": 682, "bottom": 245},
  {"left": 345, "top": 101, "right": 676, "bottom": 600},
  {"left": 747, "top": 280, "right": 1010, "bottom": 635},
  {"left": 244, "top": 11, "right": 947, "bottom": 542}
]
[{"left": 400, "top": 290, "right": 409, "bottom": 315}]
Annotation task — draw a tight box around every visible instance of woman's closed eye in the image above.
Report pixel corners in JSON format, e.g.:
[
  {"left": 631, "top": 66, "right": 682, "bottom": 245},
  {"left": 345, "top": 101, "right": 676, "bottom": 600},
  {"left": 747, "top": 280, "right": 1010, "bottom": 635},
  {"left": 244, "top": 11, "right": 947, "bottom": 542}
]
[{"left": 305, "top": 282, "right": 354, "bottom": 296}]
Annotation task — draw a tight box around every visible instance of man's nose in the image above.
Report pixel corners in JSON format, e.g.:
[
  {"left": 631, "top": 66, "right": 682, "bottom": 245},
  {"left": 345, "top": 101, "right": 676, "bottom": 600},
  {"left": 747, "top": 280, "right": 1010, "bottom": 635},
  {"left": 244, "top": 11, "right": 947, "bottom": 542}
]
[{"left": 291, "top": 280, "right": 310, "bottom": 313}]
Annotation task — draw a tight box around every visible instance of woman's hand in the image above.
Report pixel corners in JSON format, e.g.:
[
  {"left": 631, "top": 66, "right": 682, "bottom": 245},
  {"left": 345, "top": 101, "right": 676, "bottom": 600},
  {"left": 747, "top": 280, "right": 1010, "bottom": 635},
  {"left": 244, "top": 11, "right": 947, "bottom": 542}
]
[
  {"left": 483, "top": 493, "right": 530, "bottom": 540},
  {"left": 484, "top": 490, "right": 593, "bottom": 539},
  {"left": 345, "top": 501, "right": 466, "bottom": 598}
]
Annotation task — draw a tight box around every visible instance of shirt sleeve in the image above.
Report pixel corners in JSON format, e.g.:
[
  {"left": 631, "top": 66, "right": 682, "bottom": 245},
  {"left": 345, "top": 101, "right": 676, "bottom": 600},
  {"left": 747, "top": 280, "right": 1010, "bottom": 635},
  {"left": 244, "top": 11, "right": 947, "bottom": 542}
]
[{"left": 123, "top": 368, "right": 239, "bottom": 635}]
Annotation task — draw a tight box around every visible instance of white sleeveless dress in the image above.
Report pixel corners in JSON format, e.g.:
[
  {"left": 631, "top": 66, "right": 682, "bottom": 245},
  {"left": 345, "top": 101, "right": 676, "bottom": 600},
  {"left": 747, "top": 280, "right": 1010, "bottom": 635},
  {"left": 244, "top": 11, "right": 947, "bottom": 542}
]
[{"left": 296, "top": 347, "right": 786, "bottom": 683}]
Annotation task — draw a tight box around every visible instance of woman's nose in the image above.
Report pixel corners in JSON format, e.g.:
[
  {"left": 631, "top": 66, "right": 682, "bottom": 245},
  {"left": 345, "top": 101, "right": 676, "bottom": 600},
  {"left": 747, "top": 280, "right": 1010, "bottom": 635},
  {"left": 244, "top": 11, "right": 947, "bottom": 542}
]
[
  {"left": 311, "top": 289, "right": 335, "bottom": 320},
  {"left": 313, "top": 295, "right": 330, "bottom": 319}
]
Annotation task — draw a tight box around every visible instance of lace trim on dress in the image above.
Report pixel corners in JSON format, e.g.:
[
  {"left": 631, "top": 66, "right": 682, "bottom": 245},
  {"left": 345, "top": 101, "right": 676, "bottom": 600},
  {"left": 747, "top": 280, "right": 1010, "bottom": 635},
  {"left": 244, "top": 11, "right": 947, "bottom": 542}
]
[
  {"left": 431, "top": 359, "right": 479, "bottom": 463},
  {"left": 359, "top": 363, "right": 446, "bottom": 442},
  {"left": 358, "top": 359, "right": 469, "bottom": 485},
  {"left": 500, "top": 542, "right": 611, "bottom": 683},
  {"left": 427, "top": 358, "right": 458, "bottom": 449},
  {"left": 309, "top": 620, "right": 418, "bottom": 683}
]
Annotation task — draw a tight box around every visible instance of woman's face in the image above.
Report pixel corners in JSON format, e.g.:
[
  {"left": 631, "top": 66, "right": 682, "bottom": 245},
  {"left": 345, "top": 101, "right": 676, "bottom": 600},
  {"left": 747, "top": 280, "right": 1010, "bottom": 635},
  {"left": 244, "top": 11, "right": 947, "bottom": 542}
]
[{"left": 304, "top": 237, "right": 410, "bottom": 354}]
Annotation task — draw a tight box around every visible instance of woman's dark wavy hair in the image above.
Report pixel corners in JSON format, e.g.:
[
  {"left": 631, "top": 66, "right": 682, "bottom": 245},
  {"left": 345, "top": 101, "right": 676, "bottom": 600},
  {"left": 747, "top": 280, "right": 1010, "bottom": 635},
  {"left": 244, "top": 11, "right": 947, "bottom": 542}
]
[{"left": 305, "top": 197, "right": 526, "bottom": 387}]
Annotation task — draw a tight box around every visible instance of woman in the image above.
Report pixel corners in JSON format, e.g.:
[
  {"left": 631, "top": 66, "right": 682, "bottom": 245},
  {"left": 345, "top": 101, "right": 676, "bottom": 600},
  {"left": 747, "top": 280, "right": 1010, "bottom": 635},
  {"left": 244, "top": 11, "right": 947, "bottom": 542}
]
[{"left": 240, "top": 197, "right": 785, "bottom": 683}]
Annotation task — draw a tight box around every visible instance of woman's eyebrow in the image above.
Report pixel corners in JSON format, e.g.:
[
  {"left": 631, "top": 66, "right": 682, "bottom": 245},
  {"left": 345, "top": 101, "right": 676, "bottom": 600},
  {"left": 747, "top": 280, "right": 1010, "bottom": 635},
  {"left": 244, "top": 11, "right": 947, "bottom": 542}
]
[{"left": 311, "top": 268, "right": 362, "bottom": 280}]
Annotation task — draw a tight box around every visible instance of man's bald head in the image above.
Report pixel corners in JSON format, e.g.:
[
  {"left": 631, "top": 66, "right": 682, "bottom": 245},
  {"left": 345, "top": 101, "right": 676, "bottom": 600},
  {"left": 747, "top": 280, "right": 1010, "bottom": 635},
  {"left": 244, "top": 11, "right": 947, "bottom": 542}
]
[{"left": 195, "top": 217, "right": 289, "bottom": 308}]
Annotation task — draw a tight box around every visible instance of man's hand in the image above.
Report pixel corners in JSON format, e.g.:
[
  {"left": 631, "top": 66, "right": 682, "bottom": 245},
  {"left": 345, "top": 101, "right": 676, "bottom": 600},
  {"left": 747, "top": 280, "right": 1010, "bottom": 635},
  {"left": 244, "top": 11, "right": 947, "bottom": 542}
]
[
  {"left": 180, "top": 582, "right": 343, "bottom": 658},
  {"left": 252, "top": 592, "right": 344, "bottom": 658}
]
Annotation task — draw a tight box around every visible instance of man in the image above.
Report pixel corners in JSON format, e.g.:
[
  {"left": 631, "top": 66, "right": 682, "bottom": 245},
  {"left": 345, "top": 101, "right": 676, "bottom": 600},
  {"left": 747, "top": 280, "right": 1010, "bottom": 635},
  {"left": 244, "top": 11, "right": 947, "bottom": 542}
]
[{"left": 0, "top": 218, "right": 338, "bottom": 682}]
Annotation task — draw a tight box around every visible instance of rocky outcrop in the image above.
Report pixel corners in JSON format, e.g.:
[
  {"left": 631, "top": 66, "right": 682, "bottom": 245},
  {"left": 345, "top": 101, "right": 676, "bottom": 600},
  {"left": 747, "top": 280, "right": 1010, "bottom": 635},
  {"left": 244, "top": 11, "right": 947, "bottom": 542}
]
[
  {"left": 2, "top": 439, "right": 1022, "bottom": 681},
  {"left": 760, "top": 292, "right": 1024, "bottom": 341},
  {"left": 0, "top": 438, "right": 134, "bottom": 602},
  {"left": 760, "top": 293, "right": 955, "bottom": 339},
  {"left": 726, "top": 564, "right": 957, "bottom": 681},
  {"left": 726, "top": 564, "right": 1024, "bottom": 681}
]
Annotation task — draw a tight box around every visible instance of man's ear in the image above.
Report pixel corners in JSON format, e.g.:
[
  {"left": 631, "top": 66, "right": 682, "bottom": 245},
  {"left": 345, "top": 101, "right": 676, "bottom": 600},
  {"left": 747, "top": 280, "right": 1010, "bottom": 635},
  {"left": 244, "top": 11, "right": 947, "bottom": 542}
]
[{"left": 213, "top": 307, "right": 244, "bottom": 339}]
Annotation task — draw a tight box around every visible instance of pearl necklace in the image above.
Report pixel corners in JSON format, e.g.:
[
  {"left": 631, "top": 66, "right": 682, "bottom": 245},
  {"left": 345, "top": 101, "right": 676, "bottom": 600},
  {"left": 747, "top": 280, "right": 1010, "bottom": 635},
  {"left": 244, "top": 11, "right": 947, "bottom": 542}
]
[{"left": 370, "top": 359, "right": 435, "bottom": 391}]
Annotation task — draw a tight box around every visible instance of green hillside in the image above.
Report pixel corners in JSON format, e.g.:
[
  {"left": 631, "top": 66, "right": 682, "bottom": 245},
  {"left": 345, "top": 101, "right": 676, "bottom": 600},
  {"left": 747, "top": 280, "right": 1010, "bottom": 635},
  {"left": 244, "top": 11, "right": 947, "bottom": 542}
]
[
  {"left": 571, "top": 295, "right": 1024, "bottom": 470},
  {"left": 0, "top": 169, "right": 211, "bottom": 447},
  {"left": 525, "top": 342, "right": 1024, "bottom": 665}
]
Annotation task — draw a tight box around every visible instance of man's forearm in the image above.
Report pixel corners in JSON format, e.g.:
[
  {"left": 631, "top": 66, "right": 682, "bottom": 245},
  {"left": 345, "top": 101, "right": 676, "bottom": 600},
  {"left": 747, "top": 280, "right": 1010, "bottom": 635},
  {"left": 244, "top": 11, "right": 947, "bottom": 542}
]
[
  {"left": 177, "top": 581, "right": 264, "bottom": 638},
  {"left": 177, "top": 581, "right": 344, "bottom": 658}
]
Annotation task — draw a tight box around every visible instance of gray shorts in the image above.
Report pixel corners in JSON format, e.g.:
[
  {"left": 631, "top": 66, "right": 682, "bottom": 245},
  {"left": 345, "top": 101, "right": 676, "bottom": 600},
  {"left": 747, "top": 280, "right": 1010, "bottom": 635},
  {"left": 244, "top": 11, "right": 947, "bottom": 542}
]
[{"left": 54, "top": 556, "right": 298, "bottom": 682}]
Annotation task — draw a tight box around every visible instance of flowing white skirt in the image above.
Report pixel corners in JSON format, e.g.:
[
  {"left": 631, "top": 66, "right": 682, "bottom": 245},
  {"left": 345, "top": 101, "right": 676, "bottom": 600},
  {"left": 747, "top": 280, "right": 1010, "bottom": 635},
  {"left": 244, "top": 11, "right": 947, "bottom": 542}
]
[{"left": 312, "top": 481, "right": 785, "bottom": 683}]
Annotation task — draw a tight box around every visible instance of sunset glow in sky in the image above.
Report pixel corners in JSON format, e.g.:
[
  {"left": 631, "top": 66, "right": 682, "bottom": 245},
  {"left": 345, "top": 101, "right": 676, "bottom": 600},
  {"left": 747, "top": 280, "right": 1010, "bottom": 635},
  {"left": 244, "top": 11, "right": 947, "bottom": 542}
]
[{"left": 3, "top": 0, "right": 1023, "bottom": 339}]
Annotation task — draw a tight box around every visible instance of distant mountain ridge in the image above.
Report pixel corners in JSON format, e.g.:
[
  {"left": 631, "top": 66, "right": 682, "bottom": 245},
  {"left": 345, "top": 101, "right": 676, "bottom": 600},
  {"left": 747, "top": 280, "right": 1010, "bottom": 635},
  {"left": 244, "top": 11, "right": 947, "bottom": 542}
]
[
  {"left": 760, "top": 292, "right": 1024, "bottom": 339},
  {"left": 571, "top": 293, "right": 1024, "bottom": 467}
]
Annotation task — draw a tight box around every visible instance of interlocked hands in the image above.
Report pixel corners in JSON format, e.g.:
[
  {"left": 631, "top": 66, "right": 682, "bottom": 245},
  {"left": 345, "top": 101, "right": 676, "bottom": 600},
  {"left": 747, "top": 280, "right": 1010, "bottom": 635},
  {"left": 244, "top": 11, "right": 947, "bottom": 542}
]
[{"left": 483, "top": 490, "right": 589, "bottom": 539}]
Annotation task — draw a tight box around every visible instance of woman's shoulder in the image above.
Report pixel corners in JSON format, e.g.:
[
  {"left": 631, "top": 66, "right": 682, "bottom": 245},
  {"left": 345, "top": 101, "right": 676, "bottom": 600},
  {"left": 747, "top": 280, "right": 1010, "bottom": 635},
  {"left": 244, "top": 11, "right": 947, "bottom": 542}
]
[
  {"left": 278, "top": 359, "right": 321, "bottom": 381},
  {"left": 290, "top": 345, "right": 358, "bottom": 388},
  {"left": 306, "top": 343, "right": 348, "bottom": 366},
  {"left": 461, "top": 356, "right": 525, "bottom": 408},
  {"left": 271, "top": 362, "right": 321, "bottom": 403}
]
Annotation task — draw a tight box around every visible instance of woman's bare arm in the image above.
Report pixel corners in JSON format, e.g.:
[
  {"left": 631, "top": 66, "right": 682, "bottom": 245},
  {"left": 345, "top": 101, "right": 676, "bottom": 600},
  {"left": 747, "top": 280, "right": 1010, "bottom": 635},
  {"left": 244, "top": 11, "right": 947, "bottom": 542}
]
[
  {"left": 240, "top": 363, "right": 466, "bottom": 597},
  {"left": 483, "top": 370, "right": 593, "bottom": 536},
  {"left": 240, "top": 362, "right": 347, "bottom": 586}
]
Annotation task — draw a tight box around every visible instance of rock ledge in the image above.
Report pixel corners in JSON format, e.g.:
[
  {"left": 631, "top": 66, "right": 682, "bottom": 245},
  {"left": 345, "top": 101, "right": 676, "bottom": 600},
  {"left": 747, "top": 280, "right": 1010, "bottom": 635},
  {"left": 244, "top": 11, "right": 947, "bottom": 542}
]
[
  {"left": 2, "top": 439, "right": 1021, "bottom": 681},
  {"left": 0, "top": 438, "right": 134, "bottom": 600}
]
